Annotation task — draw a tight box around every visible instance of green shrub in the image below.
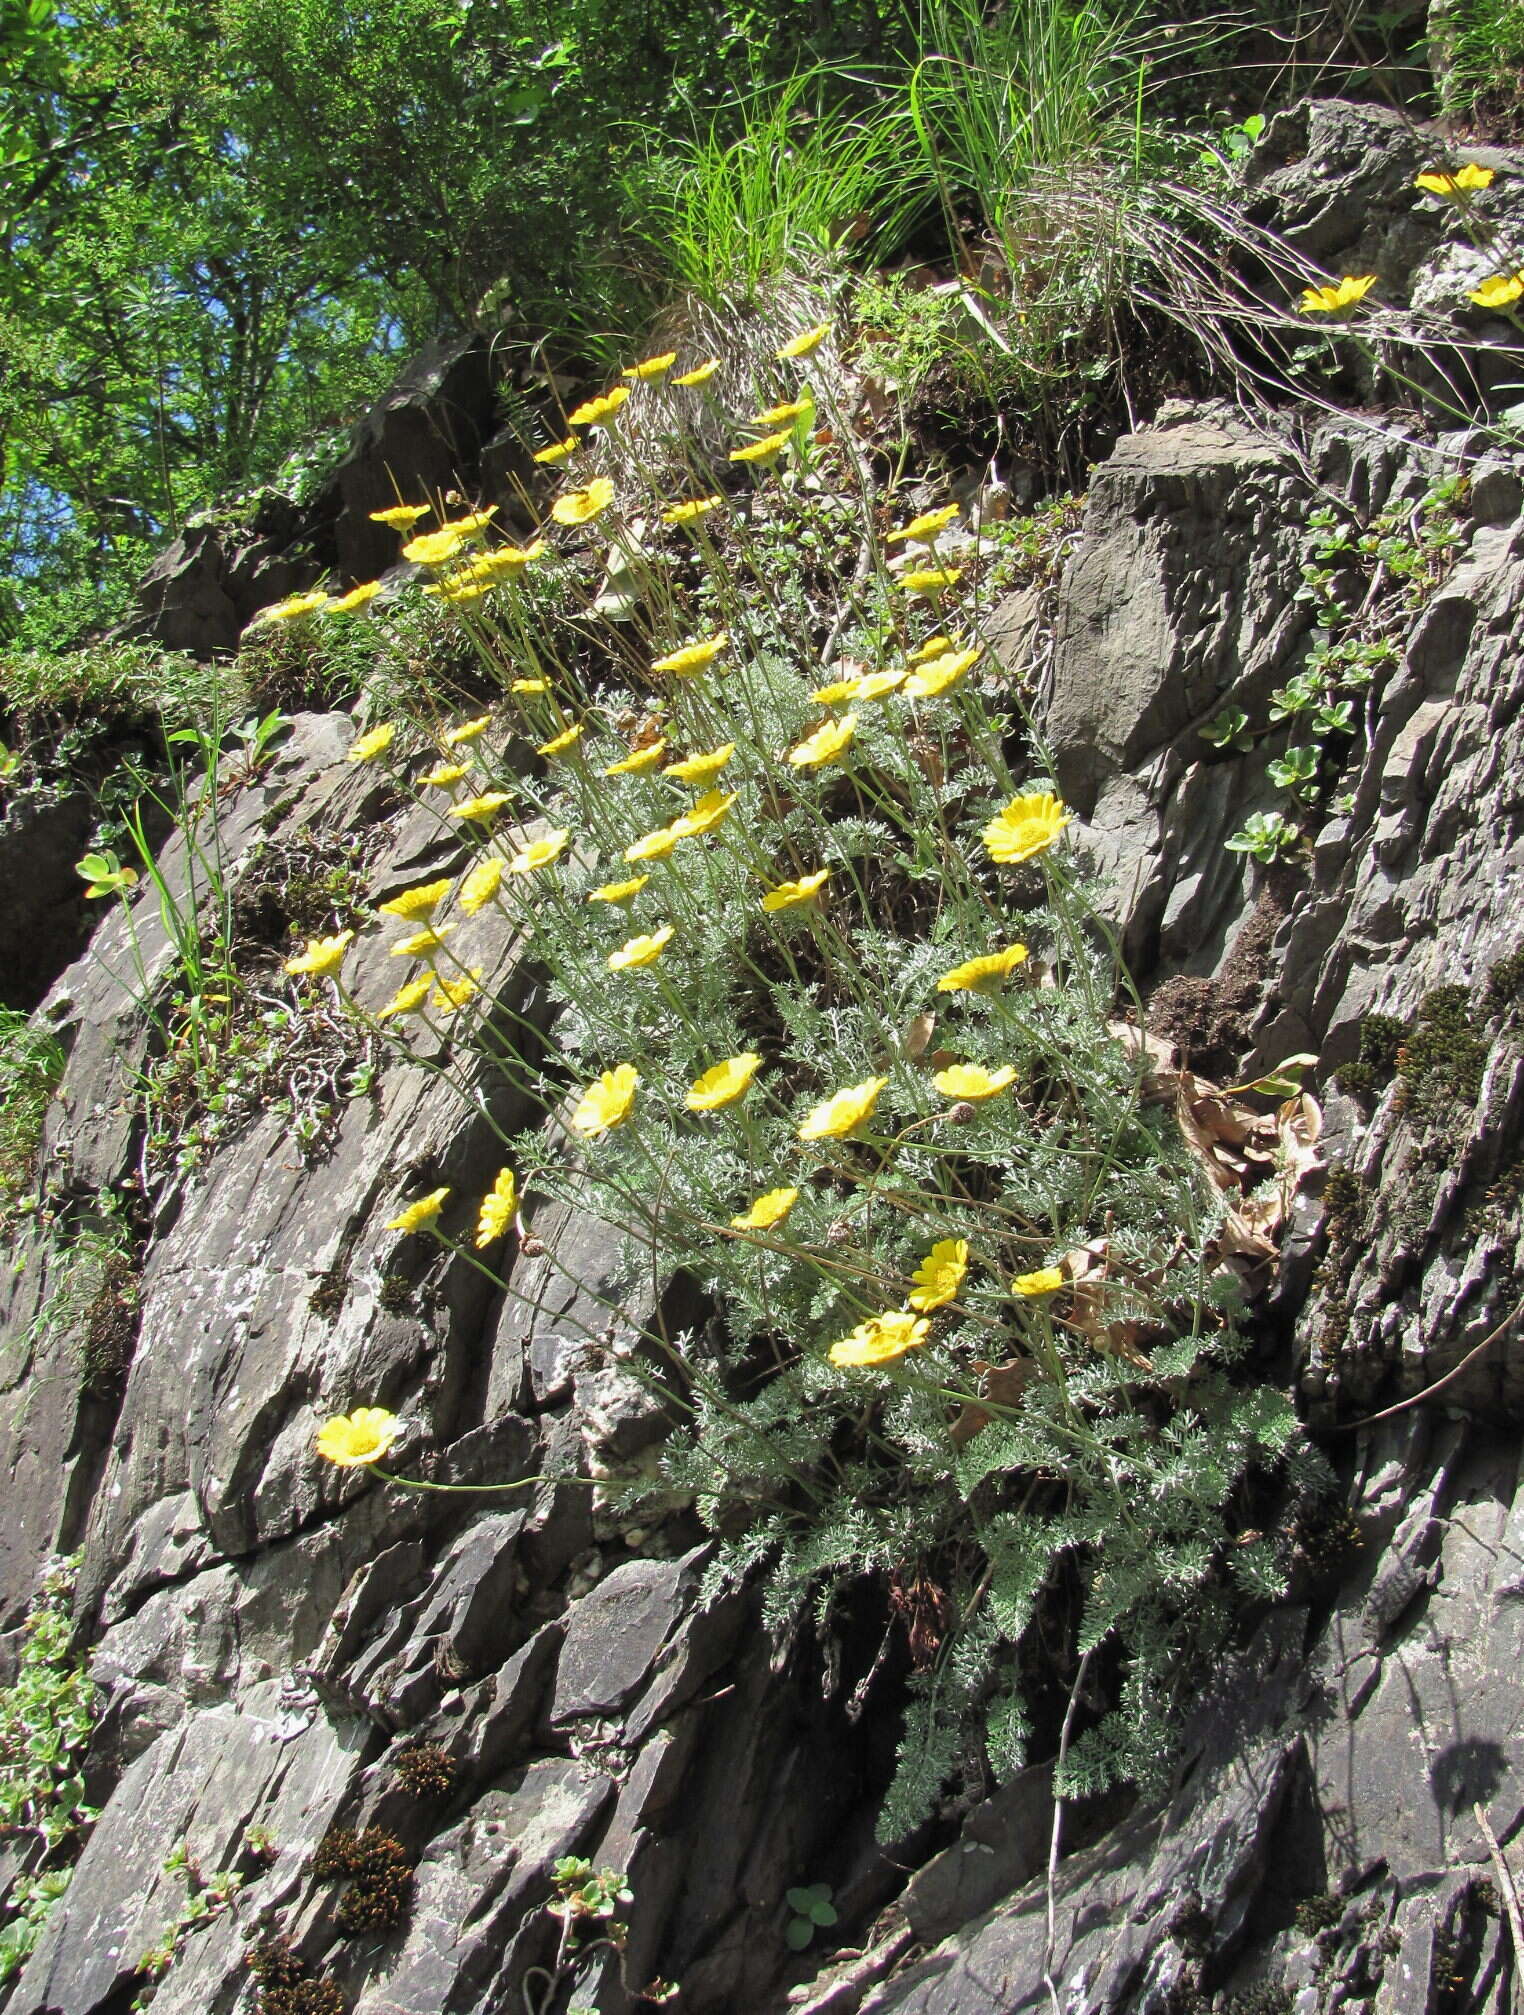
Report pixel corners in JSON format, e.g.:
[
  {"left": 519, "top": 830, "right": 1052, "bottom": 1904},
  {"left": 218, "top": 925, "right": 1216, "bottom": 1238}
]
[{"left": 0, "top": 1010, "right": 65, "bottom": 1229}]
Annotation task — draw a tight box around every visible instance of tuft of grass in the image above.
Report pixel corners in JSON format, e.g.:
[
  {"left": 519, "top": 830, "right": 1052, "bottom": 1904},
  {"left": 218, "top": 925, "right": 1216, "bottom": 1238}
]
[
  {"left": 624, "top": 68, "right": 926, "bottom": 310},
  {"left": 0, "top": 1011, "right": 65, "bottom": 1230}
]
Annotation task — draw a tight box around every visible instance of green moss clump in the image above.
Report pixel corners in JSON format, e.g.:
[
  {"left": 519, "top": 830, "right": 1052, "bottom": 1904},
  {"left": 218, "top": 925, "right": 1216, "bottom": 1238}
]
[
  {"left": 1322, "top": 1166, "right": 1365, "bottom": 1240},
  {"left": 1398, "top": 986, "right": 1490, "bottom": 1117},
  {"left": 246, "top": 1937, "right": 346, "bottom": 2014},
  {"left": 1485, "top": 948, "right": 1524, "bottom": 1013},
  {"left": 1335, "top": 1013, "right": 1409, "bottom": 1100},
  {"left": 1294, "top": 1893, "right": 1342, "bottom": 1935}
]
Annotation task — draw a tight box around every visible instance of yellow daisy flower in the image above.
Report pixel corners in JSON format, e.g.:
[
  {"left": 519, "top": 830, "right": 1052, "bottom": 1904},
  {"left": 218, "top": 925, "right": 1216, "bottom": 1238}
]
[
  {"left": 798, "top": 1075, "right": 888, "bottom": 1142},
  {"left": 670, "top": 788, "right": 736, "bottom": 838},
  {"left": 512, "top": 678, "right": 548, "bottom": 695},
  {"left": 588, "top": 874, "right": 649, "bottom": 904},
  {"left": 1414, "top": 163, "right": 1494, "bottom": 194},
  {"left": 534, "top": 437, "right": 579, "bottom": 464},
  {"left": 448, "top": 792, "right": 513, "bottom": 822},
  {"left": 760, "top": 869, "right": 830, "bottom": 912},
  {"left": 459, "top": 858, "right": 504, "bottom": 915},
  {"left": 551, "top": 478, "right": 615, "bottom": 527},
  {"left": 283, "top": 931, "right": 354, "bottom": 979},
  {"left": 810, "top": 677, "right": 860, "bottom": 705},
  {"left": 909, "top": 633, "right": 956, "bottom": 663},
  {"left": 730, "top": 430, "right": 791, "bottom": 464},
  {"left": 386, "top": 1187, "right": 450, "bottom": 1234},
  {"left": 259, "top": 590, "right": 329, "bottom": 624},
  {"left": 786, "top": 715, "right": 857, "bottom": 769},
  {"left": 662, "top": 494, "right": 723, "bottom": 524},
  {"left": 1013, "top": 1266, "right": 1066, "bottom": 1297},
  {"left": 326, "top": 581, "right": 381, "bottom": 613},
  {"left": 897, "top": 566, "right": 962, "bottom": 594},
  {"left": 754, "top": 397, "right": 812, "bottom": 425},
  {"left": 673, "top": 358, "right": 721, "bottom": 387},
  {"left": 348, "top": 723, "right": 396, "bottom": 763},
  {"left": 982, "top": 791, "right": 1071, "bottom": 865},
  {"left": 651, "top": 633, "right": 726, "bottom": 676},
  {"left": 777, "top": 322, "right": 831, "bottom": 359},
  {"left": 1469, "top": 269, "right": 1524, "bottom": 308},
  {"left": 537, "top": 723, "right": 585, "bottom": 757},
  {"left": 686, "top": 1053, "right": 762, "bottom": 1111},
  {"left": 730, "top": 1186, "right": 799, "bottom": 1230},
  {"left": 369, "top": 504, "right": 430, "bottom": 530},
  {"left": 570, "top": 1063, "right": 640, "bottom": 1134},
  {"left": 936, "top": 944, "right": 1028, "bottom": 992},
  {"left": 508, "top": 830, "right": 569, "bottom": 874},
  {"left": 1299, "top": 274, "right": 1378, "bottom": 314},
  {"left": 851, "top": 667, "right": 907, "bottom": 702},
  {"left": 403, "top": 526, "right": 466, "bottom": 566},
  {"left": 377, "top": 879, "right": 452, "bottom": 921},
  {"left": 623, "top": 351, "right": 677, "bottom": 380},
  {"left": 624, "top": 824, "right": 681, "bottom": 863},
  {"left": 606, "top": 740, "right": 668, "bottom": 775},
  {"left": 431, "top": 969, "right": 482, "bottom": 1013},
  {"left": 886, "top": 505, "right": 960, "bottom": 545},
  {"left": 377, "top": 972, "right": 436, "bottom": 1019},
  {"left": 390, "top": 925, "right": 452, "bottom": 958},
  {"left": 932, "top": 1062, "right": 1017, "bottom": 1100},
  {"left": 418, "top": 762, "right": 470, "bottom": 788},
  {"left": 476, "top": 1168, "right": 518, "bottom": 1248},
  {"left": 608, "top": 924, "right": 675, "bottom": 970},
  {"left": 315, "top": 1407, "right": 401, "bottom": 1466},
  {"left": 567, "top": 386, "right": 631, "bottom": 427},
  {"left": 663, "top": 742, "right": 734, "bottom": 785},
  {"left": 444, "top": 714, "right": 493, "bottom": 744},
  {"left": 829, "top": 1309, "right": 928, "bottom": 1368},
  {"left": 909, "top": 1237, "right": 969, "bottom": 1312},
  {"left": 905, "top": 646, "right": 983, "bottom": 698}
]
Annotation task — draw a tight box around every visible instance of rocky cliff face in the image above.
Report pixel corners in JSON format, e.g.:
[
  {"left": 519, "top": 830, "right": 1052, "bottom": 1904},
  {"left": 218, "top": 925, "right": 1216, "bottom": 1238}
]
[{"left": 5, "top": 122, "right": 1524, "bottom": 2015}]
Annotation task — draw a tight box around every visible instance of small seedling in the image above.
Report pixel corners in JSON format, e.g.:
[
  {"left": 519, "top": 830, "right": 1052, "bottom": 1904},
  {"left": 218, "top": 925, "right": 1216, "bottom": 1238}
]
[{"left": 784, "top": 1883, "right": 838, "bottom": 1951}]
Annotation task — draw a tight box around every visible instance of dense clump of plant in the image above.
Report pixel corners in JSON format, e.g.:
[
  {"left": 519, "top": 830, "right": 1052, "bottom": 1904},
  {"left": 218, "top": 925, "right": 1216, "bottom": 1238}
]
[
  {"left": 0, "top": 1558, "right": 99, "bottom": 1982},
  {"left": 258, "top": 332, "right": 1327, "bottom": 1839},
  {"left": 0, "top": 1010, "right": 64, "bottom": 1228},
  {"left": 312, "top": 1827, "right": 414, "bottom": 1935}
]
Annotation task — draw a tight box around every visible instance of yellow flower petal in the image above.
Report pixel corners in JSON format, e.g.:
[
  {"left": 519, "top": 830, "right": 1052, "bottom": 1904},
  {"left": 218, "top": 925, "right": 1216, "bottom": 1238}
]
[
  {"left": 588, "top": 874, "right": 649, "bottom": 904},
  {"left": 570, "top": 1063, "right": 639, "bottom": 1134},
  {"left": 904, "top": 646, "right": 983, "bottom": 699},
  {"left": 623, "top": 351, "right": 677, "bottom": 380},
  {"left": 508, "top": 830, "right": 569, "bottom": 874},
  {"left": 348, "top": 723, "right": 397, "bottom": 763},
  {"left": 448, "top": 792, "right": 512, "bottom": 822},
  {"left": 369, "top": 504, "right": 430, "bottom": 530},
  {"left": 534, "top": 437, "right": 579, "bottom": 464},
  {"left": 283, "top": 931, "right": 355, "bottom": 978},
  {"left": 567, "top": 386, "right": 631, "bottom": 428},
  {"left": 886, "top": 505, "right": 959, "bottom": 545},
  {"left": 982, "top": 792, "right": 1070, "bottom": 865},
  {"left": 537, "top": 723, "right": 585, "bottom": 757},
  {"left": 1414, "top": 163, "right": 1494, "bottom": 194},
  {"left": 909, "top": 1237, "right": 969, "bottom": 1312},
  {"left": 932, "top": 1063, "right": 1017, "bottom": 1100},
  {"left": 1298, "top": 273, "right": 1378, "bottom": 314},
  {"left": 326, "top": 581, "right": 381, "bottom": 613},
  {"left": 385, "top": 1187, "right": 450, "bottom": 1234},
  {"left": 672, "top": 358, "right": 721, "bottom": 387},
  {"left": 1013, "top": 1266, "right": 1066, "bottom": 1297},
  {"left": 444, "top": 714, "right": 493, "bottom": 744},
  {"left": 729, "top": 429, "right": 792, "bottom": 464},
  {"left": 798, "top": 1075, "right": 887, "bottom": 1142},
  {"left": 936, "top": 945, "right": 1028, "bottom": 992},
  {"left": 829, "top": 1309, "right": 928, "bottom": 1367},
  {"left": 777, "top": 322, "right": 830, "bottom": 360},
  {"left": 760, "top": 868, "right": 830, "bottom": 912},
  {"left": 662, "top": 493, "right": 723, "bottom": 524},
  {"left": 377, "top": 879, "right": 452, "bottom": 921},
  {"left": 686, "top": 1053, "right": 762, "bottom": 1111},
  {"left": 389, "top": 925, "right": 452, "bottom": 958},
  {"left": 476, "top": 1168, "right": 518, "bottom": 1248},
  {"left": 787, "top": 715, "right": 857, "bottom": 769},
  {"left": 377, "top": 972, "right": 436, "bottom": 1019},
  {"left": 316, "top": 1407, "right": 401, "bottom": 1466},
  {"left": 608, "top": 923, "right": 675, "bottom": 970},
  {"left": 458, "top": 858, "right": 504, "bottom": 915},
  {"left": 651, "top": 634, "right": 726, "bottom": 676},
  {"left": 1468, "top": 269, "right": 1524, "bottom": 308},
  {"left": 662, "top": 742, "right": 734, "bottom": 784},
  {"left": 730, "top": 1186, "right": 799, "bottom": 1230},
  {"left": 606, "top": 740, "right": 668, "bottom": 775},
  {"left": 551, "top": 478, "right": 615, "bottom": 527},
  {"left": 418, "top": 762, "right": 469, "bottom": 788}
]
